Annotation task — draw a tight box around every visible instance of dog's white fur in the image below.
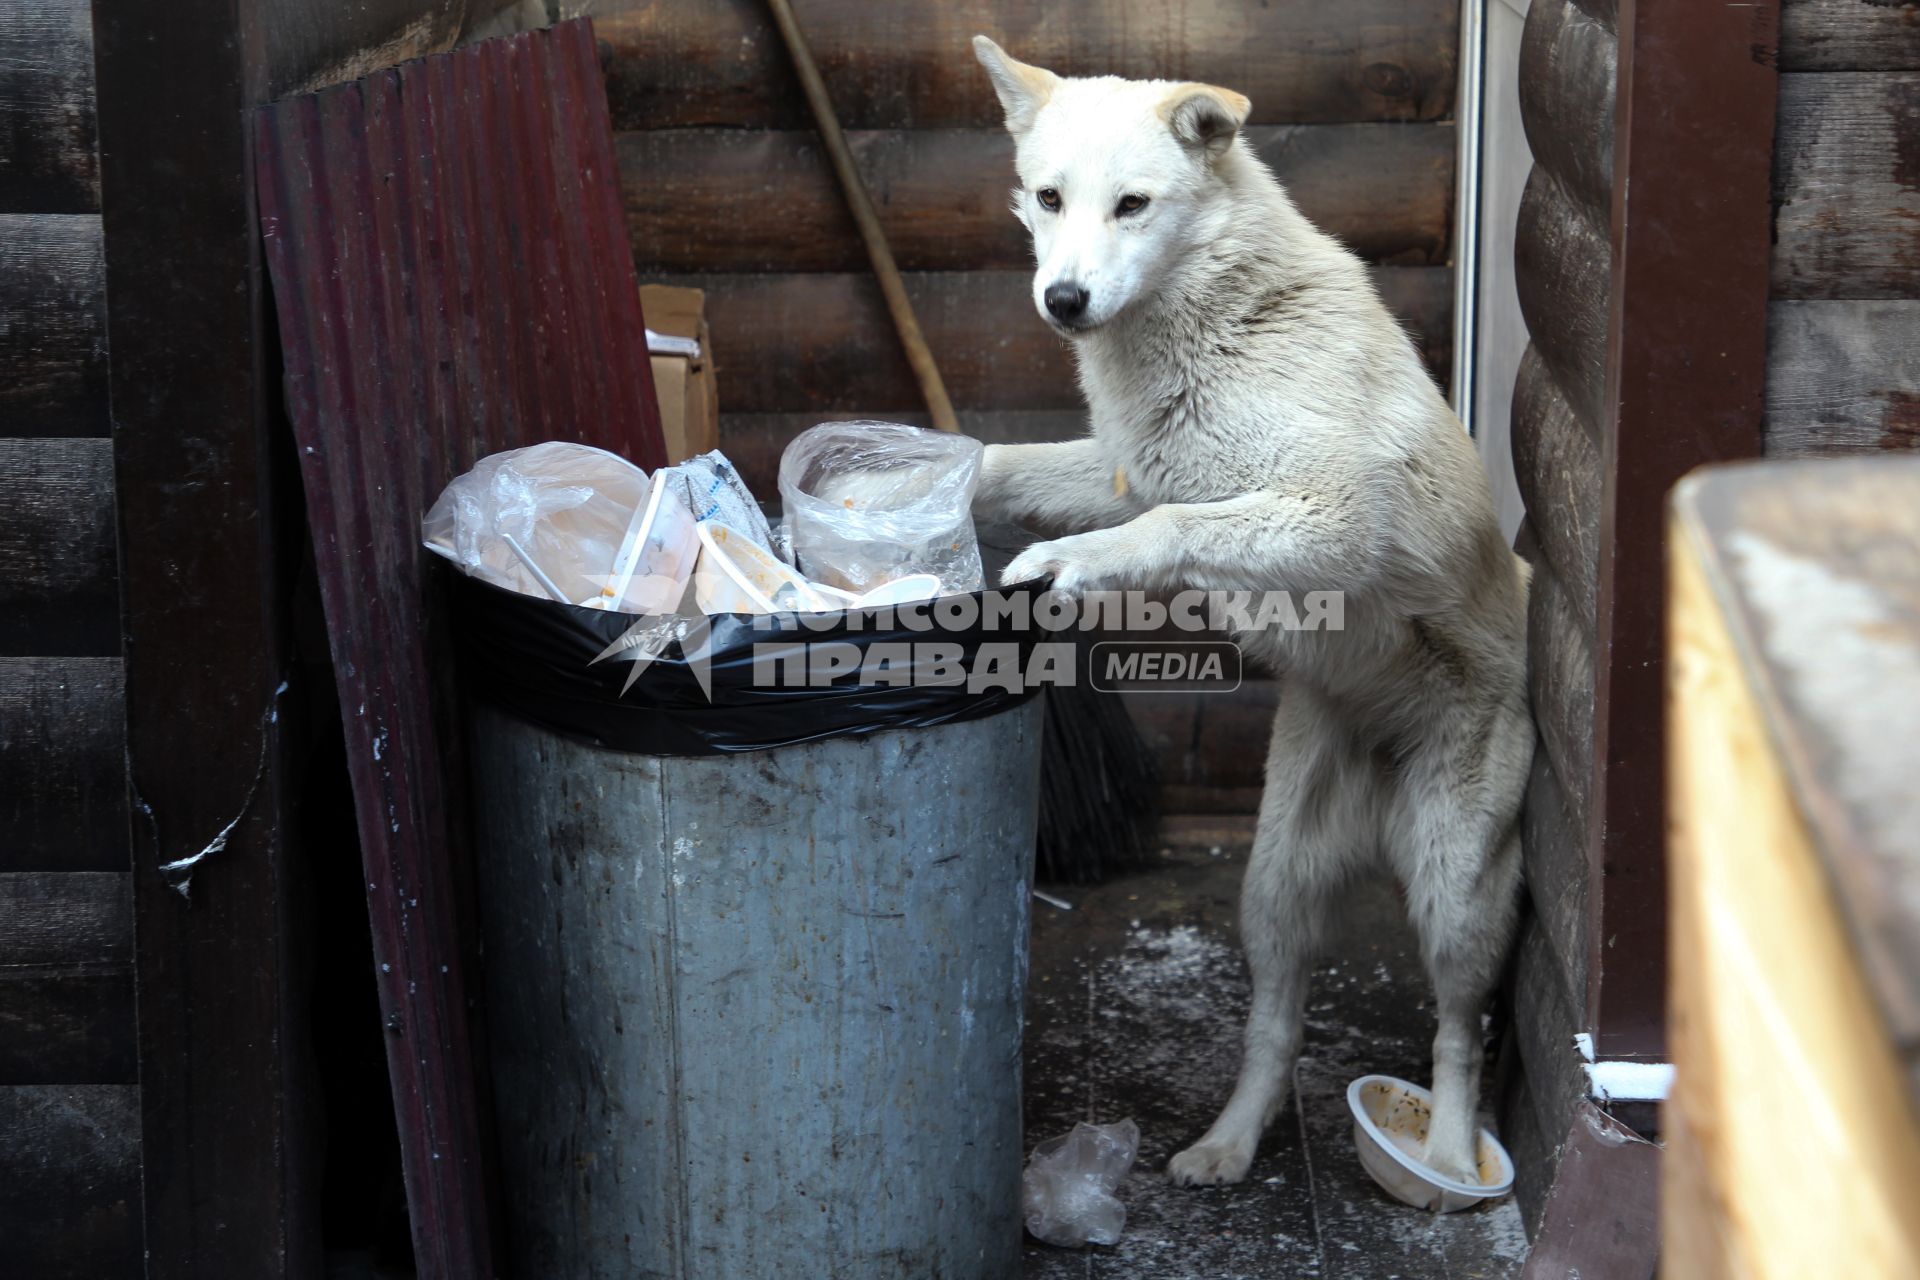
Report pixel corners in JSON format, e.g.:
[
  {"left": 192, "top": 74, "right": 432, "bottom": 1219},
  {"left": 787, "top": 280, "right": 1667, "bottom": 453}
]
[{"left": 972, "top": 36, "right": 1533, "bottom": 1189}]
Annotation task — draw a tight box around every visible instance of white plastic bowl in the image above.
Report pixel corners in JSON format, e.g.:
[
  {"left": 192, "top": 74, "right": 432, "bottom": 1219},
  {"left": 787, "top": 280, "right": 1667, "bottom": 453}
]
[{"left": 1346, "top": 1074, "right": 1515, "bottom": 1212}]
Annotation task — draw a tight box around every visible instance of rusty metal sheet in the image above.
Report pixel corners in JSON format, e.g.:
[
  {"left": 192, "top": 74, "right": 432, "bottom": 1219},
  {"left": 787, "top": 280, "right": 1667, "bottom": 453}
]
[{"left": 254, "top": 19, "right": 665, "bottom": 1276}]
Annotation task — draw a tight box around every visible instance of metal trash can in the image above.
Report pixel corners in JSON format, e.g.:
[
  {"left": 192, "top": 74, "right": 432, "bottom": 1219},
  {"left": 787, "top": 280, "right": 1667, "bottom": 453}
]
[{"left": 469, "top": 694, "right": 1043, "bottom": 1279}]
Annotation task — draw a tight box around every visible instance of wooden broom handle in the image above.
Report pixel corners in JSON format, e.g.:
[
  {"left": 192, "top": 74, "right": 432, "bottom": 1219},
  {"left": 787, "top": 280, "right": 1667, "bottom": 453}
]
[{"left": 764, "top": 0, "right": 961, "bottom": 433}]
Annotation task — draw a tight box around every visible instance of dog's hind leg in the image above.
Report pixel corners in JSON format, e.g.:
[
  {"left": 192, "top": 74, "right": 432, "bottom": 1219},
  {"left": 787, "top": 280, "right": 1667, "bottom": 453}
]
[
  {"left": 1168, "top": 688, "right": 1373, "bottom": 1187},
  {"left": 1388, "top": 726, "right": 1526, "bottom": 1187}
]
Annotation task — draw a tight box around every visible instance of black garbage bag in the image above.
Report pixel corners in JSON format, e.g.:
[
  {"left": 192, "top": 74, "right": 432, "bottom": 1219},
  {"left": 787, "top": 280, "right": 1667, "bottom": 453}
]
[{"left": 448, "top": 570, "right": 1049, "bottom": 756}]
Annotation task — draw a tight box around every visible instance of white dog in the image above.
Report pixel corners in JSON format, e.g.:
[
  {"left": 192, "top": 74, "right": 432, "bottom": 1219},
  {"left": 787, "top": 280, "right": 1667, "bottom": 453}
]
[{"left": 971, "top": 36, "right": 1533, "bottom": 1189}]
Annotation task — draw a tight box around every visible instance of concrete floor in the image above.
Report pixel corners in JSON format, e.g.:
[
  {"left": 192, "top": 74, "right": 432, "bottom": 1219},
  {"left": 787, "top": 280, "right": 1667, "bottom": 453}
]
[{"left": 1023, "top": 819, "right": 1529, "bottom": 1280}]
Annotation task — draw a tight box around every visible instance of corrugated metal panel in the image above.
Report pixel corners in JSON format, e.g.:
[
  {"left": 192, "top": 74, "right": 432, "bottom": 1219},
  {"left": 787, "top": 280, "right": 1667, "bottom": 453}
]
[{"left": 254, "top": 20, "right": 665, "bottom": 1276}]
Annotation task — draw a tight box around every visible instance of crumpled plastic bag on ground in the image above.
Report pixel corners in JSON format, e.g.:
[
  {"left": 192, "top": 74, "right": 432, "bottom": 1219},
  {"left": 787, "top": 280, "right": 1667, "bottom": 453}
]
[
  {"left": 1022, "top": 1118, "right": 1141, "bottom": 1248},
  {"left": 777, "top": 421, "right": 984, "bottom": 595}
]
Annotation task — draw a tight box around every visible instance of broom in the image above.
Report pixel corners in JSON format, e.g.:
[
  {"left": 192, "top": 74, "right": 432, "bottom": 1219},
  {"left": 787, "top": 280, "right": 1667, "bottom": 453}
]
[{"left": 765, "top": 0, "right": 1158, "bottom": 881}]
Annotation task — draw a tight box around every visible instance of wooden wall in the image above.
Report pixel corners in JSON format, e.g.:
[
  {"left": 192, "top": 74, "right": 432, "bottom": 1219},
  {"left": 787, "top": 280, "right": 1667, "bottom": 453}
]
[
  {"left": 1499, "top": 0, "right": 1614, "bottom": 1232},
  {"left": 0, "top": 0, "right": 143, "bottom": 1274},
  {"left": 1765, "top": 1, "right": 1920, "bottom": 457},
  {"left": 581, "top": 0, "right": 1463, "bottom": 807},
  {"left": 0, "top": 1, "right": 537, "bottom": 1275},
  {"left": 584, "top": 0, "right": 1460, "bottom": 494}
]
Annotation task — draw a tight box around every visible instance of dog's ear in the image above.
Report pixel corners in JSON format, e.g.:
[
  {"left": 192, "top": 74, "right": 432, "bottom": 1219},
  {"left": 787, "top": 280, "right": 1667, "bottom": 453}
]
[
  {"left": 973, "top": 35, "right": 1060, "bottom": 135},
  {"left": 1161, "top": 84, "right": 1252, "bottom": 161}
]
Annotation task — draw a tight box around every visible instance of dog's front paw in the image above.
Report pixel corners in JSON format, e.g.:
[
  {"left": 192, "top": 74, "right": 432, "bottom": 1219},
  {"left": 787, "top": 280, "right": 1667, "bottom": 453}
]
[
  {"left": 1166, "top": 1140, "right": 1253, "bottom": 1187},
  {"left": 1000, "top": 535, "right": 1104, "bottom": 592}
]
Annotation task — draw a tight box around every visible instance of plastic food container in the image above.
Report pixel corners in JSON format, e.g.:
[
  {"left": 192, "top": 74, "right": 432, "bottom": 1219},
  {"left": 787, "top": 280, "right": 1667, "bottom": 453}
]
[
  {"left": 1346, "top": 1074, "right": 1515, "bottom": 1212},
  {"left": 692, "top": 520, "right": 833, "bottom": 614},
  {"left": 599, "top": 471, "right": 697, "bottom": 613}
]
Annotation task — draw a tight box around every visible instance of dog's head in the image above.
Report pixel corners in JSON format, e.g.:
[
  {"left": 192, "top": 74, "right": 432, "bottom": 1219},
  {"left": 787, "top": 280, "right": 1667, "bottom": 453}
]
[{"left": 973, "top": 35, "right": 1251, "bottom": 336}]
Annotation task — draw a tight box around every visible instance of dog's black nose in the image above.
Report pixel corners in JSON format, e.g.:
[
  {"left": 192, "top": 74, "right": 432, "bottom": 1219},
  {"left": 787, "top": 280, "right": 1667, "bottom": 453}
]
[{"left": 1044, "top": 282, "right": 1090, "bottom": 322}]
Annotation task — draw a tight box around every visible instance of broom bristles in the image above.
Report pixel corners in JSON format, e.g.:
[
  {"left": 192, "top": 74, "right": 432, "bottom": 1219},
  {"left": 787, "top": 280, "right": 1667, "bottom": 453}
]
[
  {"left": 975, "top": 522, "right": 1161, "bottom": 884},
  {"left": 1035, "top": 681, "right": 1159, "bottom": 883}
]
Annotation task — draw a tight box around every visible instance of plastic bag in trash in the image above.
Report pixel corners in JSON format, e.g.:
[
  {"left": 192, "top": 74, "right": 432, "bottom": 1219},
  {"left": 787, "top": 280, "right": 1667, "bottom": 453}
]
[
  {"left": 777, "top": 421, "right": 985, "bottom": 595},
  {"left": 423, "top": 442, "right": 673, "bottom": 609},
  {"left": 1022, "top": 1118, "right": 1141, "bottom": 1248}
]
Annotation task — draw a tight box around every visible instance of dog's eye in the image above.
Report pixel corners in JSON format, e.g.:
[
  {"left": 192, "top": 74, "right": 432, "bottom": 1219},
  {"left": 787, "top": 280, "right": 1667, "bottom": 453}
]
[
  {"left": 1036, "top": 187, "right": 1062, "bottom": 212},
  {"left": 1117, "top": 194, "right": 1150, "bottom": 216}
]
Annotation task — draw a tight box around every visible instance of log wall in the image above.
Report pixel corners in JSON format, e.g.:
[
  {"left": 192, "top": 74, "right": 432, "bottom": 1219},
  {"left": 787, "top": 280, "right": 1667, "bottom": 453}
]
[
  {"left": 2, "top": 0, "right": 535, "bottom": 1274},
  {"left": 587, "top": 0, "right": 1461, "bottom": 489},
  {"left": 1500, "top": 0, "right": 1616, "bottom": 1234},
  {"left": 1765, "top": 7, "right": 1920, "bottom": 456},
  {"left": 0, "top": 2, "right": 141, "bottom": 1274}
]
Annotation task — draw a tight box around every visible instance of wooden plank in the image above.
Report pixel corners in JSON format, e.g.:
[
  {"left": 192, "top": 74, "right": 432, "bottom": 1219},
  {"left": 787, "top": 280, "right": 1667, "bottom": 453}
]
[
  {"left": 0, "top": 872, "right": 133, "bottom": 1092},
  {"left": 1781, "top": 0, "right": 1920, "bottom": 73},
  {"left": 592, "top": 0, "right": 1461, "bottom": 131},
  {"left": 1667, "top": 472, "right": 1920, "bottom": 1275},
  {"left": 1587, "top": 0, "right": 1778, "bottom": 1060},
  {"left": 0, "top": 214, "right": 110, "bottom": 438},
  {"left": 1765, "top": 300, "right": 1920, "bottom": 456},
  {"left": 0, "top": 658, "right": 128, "bottom": 873},
  {"left": 620, "top": 123, "right": 1455, "bottom": 274},
  {"left": 1675, "top": 458, "right": 1920, "bottom": 1074},
  {"left": 1772, "top": 72, "right": 1920, "bottom": 301},
  {"left": 0, "top": 1085, "right": 141, "bottom": 1279},
  {"left": 0, "top": 968, "right": 136, "bottom": 1084},
  {"left": 1155, "top": 812, "right": 1259, "bottom": 849},
  {"left": 1660, "top": 1101, "right": 1738, "bottom": 1280},
  {"left": 1514, "top": 166, "right": 1609, "bottom": 433},
  {"left": 1510, "top": 346, "right": 1601, "bottom": 632},
  {"left": 1518, "top": 0, "right": 1616, "bottom": 222},
  {"left": 0, "top": 0, "right": 99, "bottom": 213},
  {"left": 686, "top": 266, "right": 1453, "bottom": 415},
  {"left": 0, "top": 872, "right": 130, "bottom": 967},
  {"left": 1521, "top": 1103, "right": 1660, "bottom": 1279},
  {"left": 94, "top": 0, "right": 322, "bottom": 1266},
  {"left": 0, "top": 438, "right": 119, "bottom": 657}
]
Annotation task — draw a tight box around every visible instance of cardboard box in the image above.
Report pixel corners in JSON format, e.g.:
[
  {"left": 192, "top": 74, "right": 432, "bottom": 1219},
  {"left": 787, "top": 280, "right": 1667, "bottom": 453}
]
[{"left": 640, "top": 283, "right": 719, "bottom": 464}]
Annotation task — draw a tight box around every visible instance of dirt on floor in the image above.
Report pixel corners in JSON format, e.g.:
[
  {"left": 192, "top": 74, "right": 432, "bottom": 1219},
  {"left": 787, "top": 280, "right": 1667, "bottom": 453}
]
[{"left": 1023, "top": 818, "right": 1529, "bottom": 1280}]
